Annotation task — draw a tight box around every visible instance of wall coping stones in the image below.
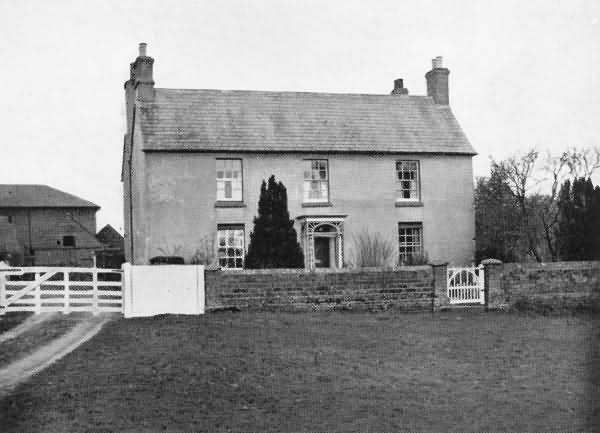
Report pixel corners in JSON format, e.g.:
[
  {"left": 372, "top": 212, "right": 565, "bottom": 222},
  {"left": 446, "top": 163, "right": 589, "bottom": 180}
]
[
  {"left": 207, "top": 266, "right": 432, "bottom": 275},
  {"left": 481, "top": 258, "right": 503, "bottom": 265}
]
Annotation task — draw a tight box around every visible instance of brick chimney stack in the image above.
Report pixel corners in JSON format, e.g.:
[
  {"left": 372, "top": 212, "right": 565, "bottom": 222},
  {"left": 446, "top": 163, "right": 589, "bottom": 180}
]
[
  {"left": 390, "top": 78, "right": 409, "bottom": 95},
  {"left": 130, "top": 42, "right": 154, "bottom": 101},
  {"left": 124, "top": 43, "right": 155, "bottom": 132},
  {"left": 125, "top": 43, "right": 154, "bottom": 102},
  {"left": 425, "top": 56, "right": 449, "bottom": 105}
]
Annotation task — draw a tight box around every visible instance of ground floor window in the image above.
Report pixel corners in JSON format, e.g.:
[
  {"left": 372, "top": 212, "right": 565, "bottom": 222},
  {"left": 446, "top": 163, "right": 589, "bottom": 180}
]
[
  {"left": 217, "top": 224, "right": 245, "bottom": 269},
  {"left": 398, "top": 222, "right": 423, "bottom": 264}
]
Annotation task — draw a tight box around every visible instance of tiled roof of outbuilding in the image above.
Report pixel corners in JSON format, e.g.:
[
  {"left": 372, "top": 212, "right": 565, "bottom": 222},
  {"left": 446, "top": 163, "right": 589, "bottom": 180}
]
[
  {"left": 0, "top": 185, "right": 100, "bottom": 209},
  {"left": 137, "top": 88, "right": 475, "bottom": 155}
]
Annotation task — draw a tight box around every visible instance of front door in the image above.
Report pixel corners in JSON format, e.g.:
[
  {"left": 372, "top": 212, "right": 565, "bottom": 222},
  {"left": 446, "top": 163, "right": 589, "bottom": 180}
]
[{"left": 314, "top": 237, "right": 330, "bottom": 268}]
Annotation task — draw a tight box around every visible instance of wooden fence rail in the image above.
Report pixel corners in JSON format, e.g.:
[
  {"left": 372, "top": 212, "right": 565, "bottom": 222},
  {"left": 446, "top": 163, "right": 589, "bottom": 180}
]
[{"left": 0, "top": 266, "right": 123, "bottom": 315}]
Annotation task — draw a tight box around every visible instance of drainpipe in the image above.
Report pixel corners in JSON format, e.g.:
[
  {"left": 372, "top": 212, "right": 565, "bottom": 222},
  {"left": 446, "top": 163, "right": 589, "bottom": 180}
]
[
  {"left": 27, "top": 209, "right": 32, "bottom": 258},
  {"left": 128, "top": 105, "right": 136, "bottom": 263}
]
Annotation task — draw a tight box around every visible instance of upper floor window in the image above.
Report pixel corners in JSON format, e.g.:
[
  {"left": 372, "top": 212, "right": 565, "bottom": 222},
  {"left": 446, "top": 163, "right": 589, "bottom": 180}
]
[
  {"left": 217, "top": 224, "right": 245, "bottom": 269},
  {"left": 63, "top": 235, "right": 76, "bottom": 247},
  {"left": 303, "top": 159, "right": 329, "bottom": 203},
  {"left": 216, "top": 159, "right": 242, "bottom": 201},
  {"left": 396, "top": 160, "right": 420, "bottom": 201}
]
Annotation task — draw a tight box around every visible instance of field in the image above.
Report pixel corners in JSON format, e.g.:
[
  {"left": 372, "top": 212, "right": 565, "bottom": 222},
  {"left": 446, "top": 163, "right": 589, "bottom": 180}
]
[{"left": 1, "top": 310, "right": 598, "bottom": 431}]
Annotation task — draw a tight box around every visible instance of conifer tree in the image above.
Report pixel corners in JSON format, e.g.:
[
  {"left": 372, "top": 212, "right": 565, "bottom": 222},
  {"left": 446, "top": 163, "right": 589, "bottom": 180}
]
[
  {"left": 245, "top": 175, "right": 304, "bottom": 268},
  {"left": 556, "top": 177, "right": 600, "bottom": 260}
]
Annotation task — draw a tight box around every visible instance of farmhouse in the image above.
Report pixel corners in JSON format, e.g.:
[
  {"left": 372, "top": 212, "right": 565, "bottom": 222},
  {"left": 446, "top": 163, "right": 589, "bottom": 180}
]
[
  {"left": 0, "top": 184, "right": 103, "bottom": 266},
  {"left": 122, "top": 44, "right": 476, "bottom": 269}
]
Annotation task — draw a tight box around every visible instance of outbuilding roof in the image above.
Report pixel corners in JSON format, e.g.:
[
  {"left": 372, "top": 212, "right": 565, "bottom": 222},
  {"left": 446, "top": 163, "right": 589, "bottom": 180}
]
[
  {"left": 0, "top": 185, "right": 100, "bottom": 209},
  {"left": 137, "top": 88, "right": 475, "bottom": 155}
]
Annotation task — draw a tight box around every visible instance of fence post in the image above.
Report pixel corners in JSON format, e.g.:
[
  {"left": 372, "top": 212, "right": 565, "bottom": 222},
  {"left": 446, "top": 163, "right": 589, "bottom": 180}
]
[
  {"left": 92, "top": 269, "right": 99, "bottom": 316},
  {"left": 122, "top": 262, "right": 131, "bottom": 318},
  {"left": 431, "top": 261, "right": 449, "bottom": 312},
  {"left": 478, "top": 264, "right": 485, "bottom": 305},
  {"left": 63, "top": 271, "right": 70, "bottom": 315},
  {"left": 481, "top": 258, "right": 507, "bottom": 310},
  {"left": 0, "top": 263, "right": 7, "bottom": 315},
  {"left": 34, "top": 272, "right": 41, "bottom": 314}
]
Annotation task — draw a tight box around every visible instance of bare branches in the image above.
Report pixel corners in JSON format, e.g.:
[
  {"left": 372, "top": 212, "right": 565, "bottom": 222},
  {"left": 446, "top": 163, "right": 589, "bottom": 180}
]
[
  {"left": 564, "top": 146, "right": 600, "bottom": 178},
  {"left": 492, "top": 149, "right": 540, "bottom": 200},
  {"left": 541, "top": 150, "right": 569, "bottom": 202}
]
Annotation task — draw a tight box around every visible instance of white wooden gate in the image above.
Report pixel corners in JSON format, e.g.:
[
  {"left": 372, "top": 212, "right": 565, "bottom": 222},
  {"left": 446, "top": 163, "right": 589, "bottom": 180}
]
[
  {"left": 0, "top": 266, "right": 123, "bottom": 315},
  {"left": 447, "top": 265, "right": 485, "bottom": 305}
]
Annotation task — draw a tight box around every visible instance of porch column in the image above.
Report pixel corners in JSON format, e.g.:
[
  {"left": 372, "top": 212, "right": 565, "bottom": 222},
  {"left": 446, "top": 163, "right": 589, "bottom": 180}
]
[{"left": 336, "top": 233, "right": 343, "bottom": 268}]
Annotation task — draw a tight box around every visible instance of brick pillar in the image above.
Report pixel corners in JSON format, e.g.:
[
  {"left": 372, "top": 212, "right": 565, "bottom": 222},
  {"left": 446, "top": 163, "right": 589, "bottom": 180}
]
[
  {"left": 431, "top": 262, "right": 449, "bottom": 311},
  {"left": 481, "top": 258, "right": 507, "bottom": 310}
]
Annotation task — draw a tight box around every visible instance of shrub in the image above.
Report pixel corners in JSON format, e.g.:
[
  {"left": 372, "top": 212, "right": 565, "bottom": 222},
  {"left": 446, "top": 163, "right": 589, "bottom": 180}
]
[
  {"left": 190, "top": 235, "right": 216, "bottom": 265},
  {"left": 149, "top": 256, "right": 185, "bottom": 265},
  {"left": 400, "top": 251, "right": 429, "bottom": 266},
  {"left": 348, "top": 229, "right": 396, "bottom": 268}
]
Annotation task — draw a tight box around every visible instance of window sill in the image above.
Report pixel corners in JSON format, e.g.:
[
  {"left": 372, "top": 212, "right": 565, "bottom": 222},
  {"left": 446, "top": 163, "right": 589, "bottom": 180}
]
[
  {"left": 395, "top": 201, "right": 423, "bottom": 208},
  {"left": 215, "top": 201, "right": 246, "bottom": 208},
  {"left": 302, "top": 202, "right": 333, "bottom": 208}
]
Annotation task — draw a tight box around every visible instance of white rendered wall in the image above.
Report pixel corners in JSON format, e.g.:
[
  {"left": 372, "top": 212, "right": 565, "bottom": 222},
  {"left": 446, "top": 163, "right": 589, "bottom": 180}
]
[{"left": 122, "top": 264, "right": 205, "bottom": 318}]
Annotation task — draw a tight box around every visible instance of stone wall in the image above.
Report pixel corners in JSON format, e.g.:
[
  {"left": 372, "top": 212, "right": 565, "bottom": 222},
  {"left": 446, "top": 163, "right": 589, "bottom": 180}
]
[
  {"left": 205, "top": 266, "right": 434, "bottom": 311},
  {"left": 484, "top": 260, "right": 600, "bottom": 312}
]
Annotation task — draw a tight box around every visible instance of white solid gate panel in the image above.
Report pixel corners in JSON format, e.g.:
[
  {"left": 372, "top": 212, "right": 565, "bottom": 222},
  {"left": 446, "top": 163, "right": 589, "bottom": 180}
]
[
  {"left": 447, "top": 265, "right": 485, "bottom": 305},
  {"left": 122, "top": 264, "right": 205, "bottom": 318}
]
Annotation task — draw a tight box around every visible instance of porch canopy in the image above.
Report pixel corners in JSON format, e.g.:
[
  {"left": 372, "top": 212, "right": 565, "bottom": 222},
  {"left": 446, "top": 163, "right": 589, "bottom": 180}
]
[{"left": 296, "top": 215, "right": 347, "bottom": 270}]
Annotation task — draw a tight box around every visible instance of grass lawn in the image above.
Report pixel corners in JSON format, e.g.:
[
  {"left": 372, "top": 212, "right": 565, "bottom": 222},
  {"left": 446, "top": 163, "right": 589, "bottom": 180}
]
[
  {"left": 1, "top": 310, "right": 598, "bottom": 432},
  {"left": 0, "top": 312, "right": 33, "bottom": 334},
  {"left": 0, "top": 314, "right": 89, "bottom": 368}
]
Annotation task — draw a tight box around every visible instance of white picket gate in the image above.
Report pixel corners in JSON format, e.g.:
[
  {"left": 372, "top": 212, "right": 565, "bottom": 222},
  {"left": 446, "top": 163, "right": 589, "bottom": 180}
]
[
  {"left": 0, "top": 266, "right": 123, "bottom": 315},
  {"left": 447, "top": 265, "right": 485, "bottom": 305}
]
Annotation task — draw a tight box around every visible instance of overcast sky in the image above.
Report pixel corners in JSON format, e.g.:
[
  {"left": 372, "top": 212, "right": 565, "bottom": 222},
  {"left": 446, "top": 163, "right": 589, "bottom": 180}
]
[{"left": 1, "top": 0, "right": 599, "bottom": 232}]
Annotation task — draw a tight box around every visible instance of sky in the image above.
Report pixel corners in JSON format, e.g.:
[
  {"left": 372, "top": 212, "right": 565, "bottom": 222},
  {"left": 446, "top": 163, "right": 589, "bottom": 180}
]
[{"left": 1, "top": 0, "right": 599, "bottom": 232}]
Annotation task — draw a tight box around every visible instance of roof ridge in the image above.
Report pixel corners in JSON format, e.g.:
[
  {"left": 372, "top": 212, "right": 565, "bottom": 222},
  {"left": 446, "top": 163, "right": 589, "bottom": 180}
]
[
  {"left": 0, "top": 185, "right": 100, "bottom": 208},
  {"left": 154, "top": 87, "right": 432, "bottom": 99}
]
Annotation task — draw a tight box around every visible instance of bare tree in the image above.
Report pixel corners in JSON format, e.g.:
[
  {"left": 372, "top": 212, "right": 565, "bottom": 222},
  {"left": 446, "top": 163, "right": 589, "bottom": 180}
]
[
  {"left": 492, "top": 149, "right": 543, "bottom": 261},
  {"left": 536, "top": 151, "right": 570, "bottom": 260}
]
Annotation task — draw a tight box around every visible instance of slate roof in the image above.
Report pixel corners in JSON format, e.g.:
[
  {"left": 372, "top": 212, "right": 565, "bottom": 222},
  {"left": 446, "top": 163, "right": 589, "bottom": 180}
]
[
  {"left": 0, "top": 185, "right": 100, "bottom": 209},
  {"left": 137, "top": 88, "right": 476, "bottom": 155},
  {"left": 96, "top": 224, "right": 124, "bottom": 250}
]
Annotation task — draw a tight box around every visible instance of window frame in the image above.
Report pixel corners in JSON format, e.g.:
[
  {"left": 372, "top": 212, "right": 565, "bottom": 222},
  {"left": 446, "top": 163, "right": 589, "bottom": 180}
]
[
  {"left": 216, "top": 224, "right": 245, "bottom": 270},
  {"left": 216, "top": 158, "right": 243, "bottom": 202},
  {"left": 303, "top": 159, "right": 330, "bottom": 204},
  {"left": 62, "top": 235, "right": 76, "bottom": 248},
  {"left": 395, "top": 160, "right": 420, "bottom": 202},
  {"left": 397, "top": 222, "right": 423, "bottom": 263}
]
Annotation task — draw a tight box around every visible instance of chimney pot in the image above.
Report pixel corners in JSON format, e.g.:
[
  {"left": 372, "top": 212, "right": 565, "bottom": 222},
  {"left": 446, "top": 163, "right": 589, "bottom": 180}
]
[
  {"left": 391, "top": 78, "right": 409, "bottom": 95},
  {"left": 432, "top": 56, "right": 443, "bottom": 69},
  {"left": 139, "top": 42, "right": 147, "bottom": 57}
]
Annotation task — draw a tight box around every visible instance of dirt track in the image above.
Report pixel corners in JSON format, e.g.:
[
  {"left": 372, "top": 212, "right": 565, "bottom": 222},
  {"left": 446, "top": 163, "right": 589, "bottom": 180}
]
[{"left": 0, "top": 315, "right": 110, "bottom": 397}]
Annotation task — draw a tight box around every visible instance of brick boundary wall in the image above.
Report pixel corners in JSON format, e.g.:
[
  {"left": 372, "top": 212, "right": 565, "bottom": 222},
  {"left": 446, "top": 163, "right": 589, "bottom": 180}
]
[
  {"left": 205, "top": 266, "right": 435, "bottom": 312},
  {"left": 484, "top": 260, "right": 600, "bottom": 312}
]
